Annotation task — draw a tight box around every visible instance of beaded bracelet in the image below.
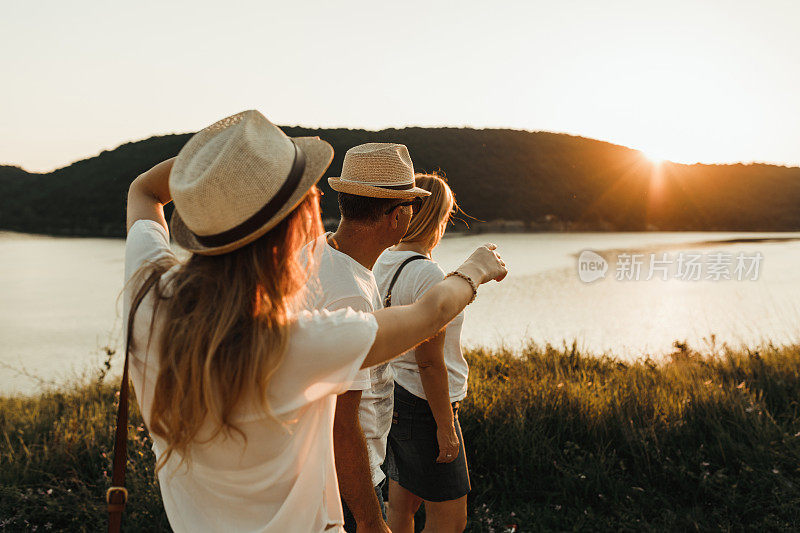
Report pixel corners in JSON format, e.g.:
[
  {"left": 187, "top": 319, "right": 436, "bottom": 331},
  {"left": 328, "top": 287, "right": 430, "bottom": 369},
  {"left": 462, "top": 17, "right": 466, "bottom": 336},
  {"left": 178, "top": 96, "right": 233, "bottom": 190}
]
[{"left": 445, "top": 270, "right": 478, "bottom": 304}]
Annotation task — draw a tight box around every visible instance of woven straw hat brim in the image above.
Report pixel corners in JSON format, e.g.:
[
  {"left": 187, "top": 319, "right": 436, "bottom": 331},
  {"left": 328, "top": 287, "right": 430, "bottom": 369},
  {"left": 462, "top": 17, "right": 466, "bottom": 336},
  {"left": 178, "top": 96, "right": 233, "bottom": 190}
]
[
  {"left": 327, "top": 177, "right": 432, "bottom": 199},
  {"left": 170, "top": 136, "right": 333, "bottom": 256}
]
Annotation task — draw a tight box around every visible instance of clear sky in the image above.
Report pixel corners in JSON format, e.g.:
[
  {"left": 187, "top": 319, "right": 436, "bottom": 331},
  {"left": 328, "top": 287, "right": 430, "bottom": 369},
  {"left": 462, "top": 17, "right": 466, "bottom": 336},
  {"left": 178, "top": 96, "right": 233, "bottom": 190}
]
[{"left": 2, "top": 0, "right": 798, "bottom": 172}]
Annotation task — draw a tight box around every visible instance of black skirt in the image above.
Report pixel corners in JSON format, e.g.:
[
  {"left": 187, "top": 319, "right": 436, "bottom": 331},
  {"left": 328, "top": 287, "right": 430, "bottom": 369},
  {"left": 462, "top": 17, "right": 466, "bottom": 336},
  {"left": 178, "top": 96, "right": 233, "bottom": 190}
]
[{"left": 385, "top": 383, "right": 471, "bottom": 502}]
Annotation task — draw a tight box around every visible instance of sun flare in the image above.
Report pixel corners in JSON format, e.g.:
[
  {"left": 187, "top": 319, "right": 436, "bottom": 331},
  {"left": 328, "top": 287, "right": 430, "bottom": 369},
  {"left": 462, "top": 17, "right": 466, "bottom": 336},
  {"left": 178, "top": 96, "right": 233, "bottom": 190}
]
[{"left": 640, "top": 150, "right": 665, "bottom": 165}]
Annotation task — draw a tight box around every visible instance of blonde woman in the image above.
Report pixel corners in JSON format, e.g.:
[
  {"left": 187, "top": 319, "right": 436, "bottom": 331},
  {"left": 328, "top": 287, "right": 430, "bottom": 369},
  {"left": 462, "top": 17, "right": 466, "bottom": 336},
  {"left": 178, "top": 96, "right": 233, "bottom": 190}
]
[
  {"left": 373, "top": 174, "right": 471, "bottom": 532},
  {"left": 121, "top": 111, "right": 506, "bottom": 533}
]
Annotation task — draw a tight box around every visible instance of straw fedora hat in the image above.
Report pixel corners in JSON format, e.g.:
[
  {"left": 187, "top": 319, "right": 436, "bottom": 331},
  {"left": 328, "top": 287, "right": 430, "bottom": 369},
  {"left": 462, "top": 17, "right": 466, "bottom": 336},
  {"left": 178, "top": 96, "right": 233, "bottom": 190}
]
[
  {"left": 169, "top": 110, "right": 333, "bottom": 256},
  {"left": 328, "top": 143, "right": 431, "bottom": 199}
]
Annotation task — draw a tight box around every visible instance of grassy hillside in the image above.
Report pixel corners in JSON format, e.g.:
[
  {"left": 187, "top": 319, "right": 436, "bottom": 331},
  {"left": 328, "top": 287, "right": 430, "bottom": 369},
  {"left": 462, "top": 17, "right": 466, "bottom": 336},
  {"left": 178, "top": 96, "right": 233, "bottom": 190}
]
[
  {"left": 3, "top": 342, "right": 800, "bottom": 531},
  {"left": 1, "top": 126, "right": 800, "bottom": 237}
]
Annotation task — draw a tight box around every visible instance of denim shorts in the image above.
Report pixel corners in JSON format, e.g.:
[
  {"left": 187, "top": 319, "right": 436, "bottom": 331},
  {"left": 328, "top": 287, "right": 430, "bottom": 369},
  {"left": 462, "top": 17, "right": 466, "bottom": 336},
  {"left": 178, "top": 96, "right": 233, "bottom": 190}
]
[{"left": 385, "top": 383, "right": 471, "bottom": 502}]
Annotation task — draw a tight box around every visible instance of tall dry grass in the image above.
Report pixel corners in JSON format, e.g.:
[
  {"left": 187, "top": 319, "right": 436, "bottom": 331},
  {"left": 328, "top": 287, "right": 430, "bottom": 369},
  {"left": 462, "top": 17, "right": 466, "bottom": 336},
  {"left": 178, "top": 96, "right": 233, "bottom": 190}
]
[{"left": 2, "top": 341, "right": 800, "bottom": 531}]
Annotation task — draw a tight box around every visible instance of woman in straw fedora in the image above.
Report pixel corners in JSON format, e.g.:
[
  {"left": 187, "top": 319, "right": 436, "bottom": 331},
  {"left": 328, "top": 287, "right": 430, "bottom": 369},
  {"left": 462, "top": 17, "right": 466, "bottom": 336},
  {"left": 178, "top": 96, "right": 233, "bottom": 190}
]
[
  {"left": 373, "top": 173, "right": 471, "bottom": 532},
  {"left": 122, "top": 110, "right": 507, "bottom": 532}
]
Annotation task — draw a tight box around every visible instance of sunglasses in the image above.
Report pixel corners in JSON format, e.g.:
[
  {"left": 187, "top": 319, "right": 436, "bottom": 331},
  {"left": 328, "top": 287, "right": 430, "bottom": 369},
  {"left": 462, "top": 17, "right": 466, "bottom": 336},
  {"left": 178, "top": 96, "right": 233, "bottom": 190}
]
[{"left": 385, "top": 198, "right": 423, "bottom": 215}]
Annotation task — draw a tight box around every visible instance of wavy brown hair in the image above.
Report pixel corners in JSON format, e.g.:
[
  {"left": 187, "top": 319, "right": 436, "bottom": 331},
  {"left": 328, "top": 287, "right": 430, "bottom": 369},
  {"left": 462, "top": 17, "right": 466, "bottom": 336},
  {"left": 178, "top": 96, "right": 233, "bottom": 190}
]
[{"left": 126, "top": 188, "right": 322, "bottom": 473}]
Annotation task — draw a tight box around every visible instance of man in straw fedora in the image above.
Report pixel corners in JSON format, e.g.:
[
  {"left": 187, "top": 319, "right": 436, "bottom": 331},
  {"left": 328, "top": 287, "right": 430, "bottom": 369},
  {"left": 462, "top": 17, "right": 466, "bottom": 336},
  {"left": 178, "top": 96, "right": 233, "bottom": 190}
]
[{"left": 301, "top": 143, "right": 431, "bottom": 532}]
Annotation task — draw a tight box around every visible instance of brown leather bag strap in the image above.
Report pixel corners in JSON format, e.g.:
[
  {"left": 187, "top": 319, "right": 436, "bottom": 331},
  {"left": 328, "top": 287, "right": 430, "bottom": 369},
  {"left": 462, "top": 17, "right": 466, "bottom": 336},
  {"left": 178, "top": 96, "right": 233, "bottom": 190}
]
[{"left": 108, "top": 272, "right": 159, "bottom": 532}]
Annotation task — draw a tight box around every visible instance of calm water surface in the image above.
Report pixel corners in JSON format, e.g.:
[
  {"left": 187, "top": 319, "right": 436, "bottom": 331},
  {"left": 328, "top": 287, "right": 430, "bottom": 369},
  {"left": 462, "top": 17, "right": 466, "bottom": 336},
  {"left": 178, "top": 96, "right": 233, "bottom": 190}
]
[{"left": 2, "top": 231, "right": 799, "bottom": 395}]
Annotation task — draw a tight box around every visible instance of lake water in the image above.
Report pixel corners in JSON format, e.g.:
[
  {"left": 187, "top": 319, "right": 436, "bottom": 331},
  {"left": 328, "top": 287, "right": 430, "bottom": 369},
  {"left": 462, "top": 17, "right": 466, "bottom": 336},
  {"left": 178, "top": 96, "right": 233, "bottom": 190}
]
[{"left": 2, "top": 231, "right": 799, "bottom": 395}]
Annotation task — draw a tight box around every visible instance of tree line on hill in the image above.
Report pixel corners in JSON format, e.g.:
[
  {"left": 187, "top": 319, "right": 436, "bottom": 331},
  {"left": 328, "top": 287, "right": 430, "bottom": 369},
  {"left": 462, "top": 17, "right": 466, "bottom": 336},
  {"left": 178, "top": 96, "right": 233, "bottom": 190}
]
[{"left": 1, "top": 126, "right": 799, "bottom": 238}]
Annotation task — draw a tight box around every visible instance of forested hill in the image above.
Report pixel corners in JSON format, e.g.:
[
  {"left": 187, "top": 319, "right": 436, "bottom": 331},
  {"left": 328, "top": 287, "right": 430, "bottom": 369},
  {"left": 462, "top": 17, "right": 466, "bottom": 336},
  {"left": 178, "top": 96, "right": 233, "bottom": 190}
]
[{"left": 1, "top": 126, "right": 799, "bottom": 237}]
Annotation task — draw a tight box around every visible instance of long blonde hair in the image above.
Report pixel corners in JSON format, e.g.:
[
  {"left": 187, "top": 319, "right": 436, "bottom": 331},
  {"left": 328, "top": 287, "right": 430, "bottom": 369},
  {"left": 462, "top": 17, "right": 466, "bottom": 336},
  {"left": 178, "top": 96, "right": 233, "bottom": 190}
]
[
  {"left": 127, "top": 190, "right": 322, "bottom": 473},
  {"left": 401, "top": 173, "right": 457, "bottom": 251}
]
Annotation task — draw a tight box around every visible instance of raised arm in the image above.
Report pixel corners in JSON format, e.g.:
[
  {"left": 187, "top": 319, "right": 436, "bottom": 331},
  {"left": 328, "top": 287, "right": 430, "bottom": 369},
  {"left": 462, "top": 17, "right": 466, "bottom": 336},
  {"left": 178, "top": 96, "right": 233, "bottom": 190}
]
[
  {"left": 126, "top": 158, "right": 175, "bottom": 233},
  {"left": 363, "top": 244, "right": 506, "bottom": 368}
]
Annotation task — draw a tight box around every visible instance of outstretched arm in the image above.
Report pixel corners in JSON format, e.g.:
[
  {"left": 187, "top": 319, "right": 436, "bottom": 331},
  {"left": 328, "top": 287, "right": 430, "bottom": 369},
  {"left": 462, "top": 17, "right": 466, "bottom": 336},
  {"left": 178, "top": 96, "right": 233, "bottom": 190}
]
[
  {"left": 126, "top": 158, "right": 175, "bottom": 233},
  {"left": 363, "top": 245, "right": 506, "bottom": 369}
]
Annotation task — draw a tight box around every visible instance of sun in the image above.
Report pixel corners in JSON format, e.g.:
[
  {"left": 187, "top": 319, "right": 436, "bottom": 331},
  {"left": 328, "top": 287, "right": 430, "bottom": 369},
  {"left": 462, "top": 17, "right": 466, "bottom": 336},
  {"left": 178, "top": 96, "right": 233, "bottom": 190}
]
[{"left": 639, "top": 149, "right": 665, "bottom": 165}]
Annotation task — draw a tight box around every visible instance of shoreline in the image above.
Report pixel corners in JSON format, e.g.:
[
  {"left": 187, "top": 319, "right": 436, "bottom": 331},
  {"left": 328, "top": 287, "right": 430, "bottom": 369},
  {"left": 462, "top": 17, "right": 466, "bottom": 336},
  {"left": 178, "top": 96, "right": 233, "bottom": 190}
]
[{"left": 2, "top": 337, "right": 797, "bottom": 400}]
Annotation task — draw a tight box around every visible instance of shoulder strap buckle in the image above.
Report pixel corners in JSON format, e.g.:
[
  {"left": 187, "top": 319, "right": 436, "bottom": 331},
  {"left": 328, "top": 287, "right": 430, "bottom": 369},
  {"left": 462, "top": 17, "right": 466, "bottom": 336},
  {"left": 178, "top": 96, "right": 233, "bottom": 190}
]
[
  {"left": 383, "top": 254, "right": 429, "bottom": 308},
  {"left": 106, "top": 486, "right": 128, "bottom": 505}
]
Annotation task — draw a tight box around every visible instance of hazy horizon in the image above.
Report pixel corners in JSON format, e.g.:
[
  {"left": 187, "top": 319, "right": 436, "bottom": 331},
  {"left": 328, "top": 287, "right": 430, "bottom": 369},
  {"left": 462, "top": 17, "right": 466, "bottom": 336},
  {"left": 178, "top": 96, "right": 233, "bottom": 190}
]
[
  {"left": 3, "top": 123, "right": 799, "bottom": 175},
  {"left": 2, "top": 0, "right": 799, "bottom": 172}
]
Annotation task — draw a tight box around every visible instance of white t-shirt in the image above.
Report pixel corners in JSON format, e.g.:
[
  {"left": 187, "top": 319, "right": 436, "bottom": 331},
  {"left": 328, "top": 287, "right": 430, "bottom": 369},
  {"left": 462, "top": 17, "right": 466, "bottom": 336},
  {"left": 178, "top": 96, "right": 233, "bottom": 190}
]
[
  {"left": 300, "top": 233, "right": 393, "bottom": 486},
  {"left": 373, "top": 249, "right": 468, "bottom": 403},
  {"left": 123, "top": 219, "right": 378, "bottom": 533}
]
